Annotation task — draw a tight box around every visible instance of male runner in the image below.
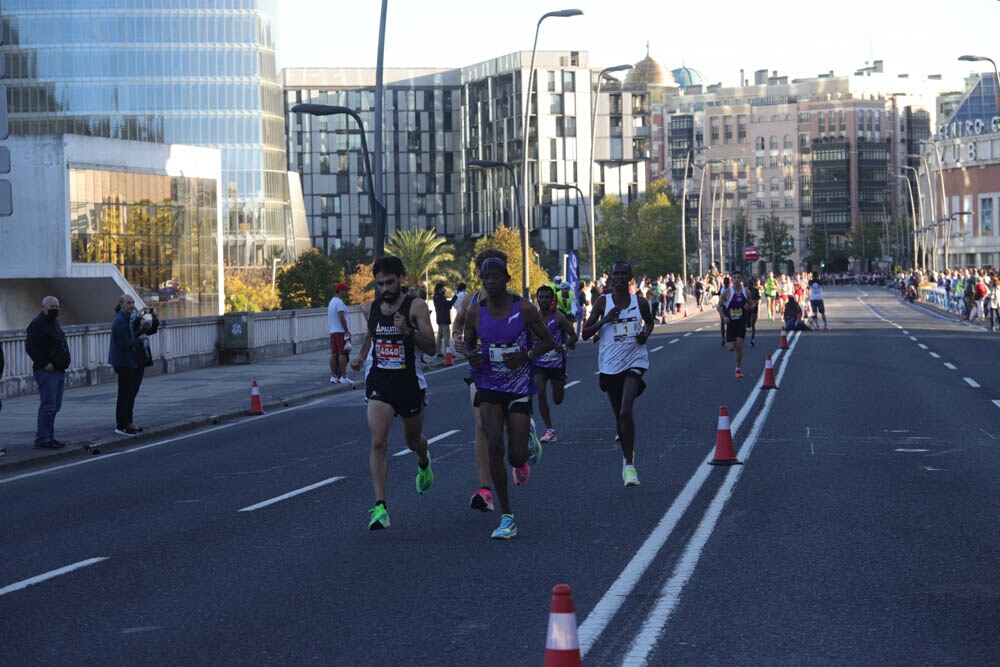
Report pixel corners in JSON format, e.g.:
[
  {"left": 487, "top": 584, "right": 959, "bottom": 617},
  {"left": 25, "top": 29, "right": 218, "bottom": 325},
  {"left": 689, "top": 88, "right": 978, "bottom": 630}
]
[
  {"left": 350, "top": 256, "right": 437, "bottom": 530},
  {"left": 464, "top": 257, "right": 556, "bottom": 539},
  {"left": 718, "top": 273, "right": 750, "bottom": 378},
  {"left": 533, "top": 284, "right": 578, "bottom": 443},
  {"left": 808, "top": 272, "right": 829, "bottom": 329},
  {"left": 582, "top": 260, "right": 655, "bottom": 487},
  {"left": 746, "top": 276, "right": 762, "bottom": 346}
]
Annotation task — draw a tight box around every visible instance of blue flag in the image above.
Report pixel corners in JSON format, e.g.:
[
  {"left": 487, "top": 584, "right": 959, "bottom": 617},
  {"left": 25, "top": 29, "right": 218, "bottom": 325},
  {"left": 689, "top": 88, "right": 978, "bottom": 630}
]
[{"left": 567, "top": 250, "right": 579, "bottom": 314}]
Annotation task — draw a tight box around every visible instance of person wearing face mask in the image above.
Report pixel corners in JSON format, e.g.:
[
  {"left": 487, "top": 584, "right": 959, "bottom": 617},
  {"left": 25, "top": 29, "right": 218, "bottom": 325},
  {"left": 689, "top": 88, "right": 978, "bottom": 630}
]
[{"left": 25, "top": 296, "right": 71, "bottom": 449}]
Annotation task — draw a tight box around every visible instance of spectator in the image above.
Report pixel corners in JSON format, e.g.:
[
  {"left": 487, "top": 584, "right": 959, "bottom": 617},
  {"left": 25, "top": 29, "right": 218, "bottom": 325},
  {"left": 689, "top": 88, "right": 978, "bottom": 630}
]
[
  {"left": 126, "top": 302, "right": 160, "bottom": 431},
  {"left": 989, "top": 277, "right": 1000, "bottom": 332},
  {"left": 109, "top": 294, "right": 148, "bottom": 436},
  {"left": 432, "top": 282, "right": 454, "bottom": 356},
  {"left": 25, "top": 296, "right": 70, "bottom": 449},
  {"left": 783, "top": 294, "right": 808, "bottom": 332},
  {"left": 327, "top": 283, "right": 352, "bottom": 385}
]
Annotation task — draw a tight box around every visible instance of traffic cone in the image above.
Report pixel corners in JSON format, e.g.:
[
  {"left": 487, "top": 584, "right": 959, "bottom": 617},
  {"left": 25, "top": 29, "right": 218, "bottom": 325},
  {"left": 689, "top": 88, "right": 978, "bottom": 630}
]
[
  {"left": 761, "top": 354, "right": 778, "bottom": 389},
  {"left": 444, "top": 342, "right": 454, "bottom": 366},
  {"left": 660, "top": 310, "right": 668, "bottom": 324},
  {"left": 779, "top": 325, "right": 790, "bottom": 350},
  {"left": 708, "top": 405, "right": 742, "bottom": 466},
  {"left": 248, "top": 380, "right": 264, "bottom": 415},
  {"left": 544, "top": 584, "right": 582, "bottom": 667}
]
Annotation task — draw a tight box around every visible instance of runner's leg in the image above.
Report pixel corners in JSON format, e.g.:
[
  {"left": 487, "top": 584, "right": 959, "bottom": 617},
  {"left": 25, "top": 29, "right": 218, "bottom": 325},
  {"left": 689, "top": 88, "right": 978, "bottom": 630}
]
[{"left": 366, "top": 399, "right": 395, "bottom": 502}]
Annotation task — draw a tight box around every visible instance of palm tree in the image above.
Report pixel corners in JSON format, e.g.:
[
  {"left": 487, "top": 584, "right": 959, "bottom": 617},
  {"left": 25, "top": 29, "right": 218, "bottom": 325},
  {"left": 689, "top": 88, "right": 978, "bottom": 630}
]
[{"left": 384, "top": 229, "right": 456, "bottom": 289}]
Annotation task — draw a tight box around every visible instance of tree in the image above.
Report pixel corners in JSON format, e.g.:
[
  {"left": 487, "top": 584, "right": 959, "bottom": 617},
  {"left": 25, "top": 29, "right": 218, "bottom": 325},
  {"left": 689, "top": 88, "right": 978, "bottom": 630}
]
[
  {"left": 224, "top": 268, "right": 281, "bottom": 312},
  {"left": 384, "top": 229, "right": 456, "bottom": 289},
  {"left": 805, "top": 222, "right": 833, "bottom": 271},
  {"left": 844, "top": 221, "right": 883, "bottom": 272},
  {"left": 347, "top": 262, "right": 374, "bottom": 305},
  {"left": 330, "top": 242, "right": 372, "bottom": 278},
  {"left": 468, "top": 225, "right": 547, "bottom": 295},
  {"left": 276, "top": 248, "right": 342, "bottom": 309},
  {"left": 758, "top": 215, "right": 794, "bottom": 271}
]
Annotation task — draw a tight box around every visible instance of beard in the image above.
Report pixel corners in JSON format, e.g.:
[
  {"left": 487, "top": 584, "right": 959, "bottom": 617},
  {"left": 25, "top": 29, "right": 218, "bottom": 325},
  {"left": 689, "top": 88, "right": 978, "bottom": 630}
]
[{"left": 381, "top": 287, "right": 401, "bottom": 303}]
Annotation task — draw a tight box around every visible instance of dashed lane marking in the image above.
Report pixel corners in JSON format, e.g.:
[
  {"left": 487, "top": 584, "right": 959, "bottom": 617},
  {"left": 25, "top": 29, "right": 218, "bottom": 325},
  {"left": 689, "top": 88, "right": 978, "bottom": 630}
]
[
  {"left": 944, "top": 362, "right": 957, "bottom": 370},
  {"left": 669, "top": 338, "right": 680, "bottom": 344},
  {"left": 964, "top": 377, "right": 981, "bottom": 388},
  {"left": 651, "top": 346, "right": 664, "bottom": 352},
  {"left": 565, "top": 380, "right": 581, "bottom": 389},
  {"left": 909, "top": 336, "right": 918, "bottom": 342},
  {"left": 238, "top": 476, "right": 345, "bottom": 512},
  {"left": 993, "top": 400, "right": 1000, "bottom": 409},
  {"left": 929, "top": 352, "right": 940, "bottom": 358},
  {"left": 0, "top": 557, "right": 109, "bottom": 597},
  {"left": 918, "top": 343, "right": 928, "bottom": 350},
  {"left": 393, "top": 429, "right": 460, "bottom": 457}
]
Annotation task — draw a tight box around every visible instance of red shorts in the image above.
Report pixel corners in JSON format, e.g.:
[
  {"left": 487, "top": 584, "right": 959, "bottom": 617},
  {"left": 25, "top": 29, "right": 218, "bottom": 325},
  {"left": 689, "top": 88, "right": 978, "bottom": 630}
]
[{"left": 330, "top": 332, "right": 348, "bottom": 356}]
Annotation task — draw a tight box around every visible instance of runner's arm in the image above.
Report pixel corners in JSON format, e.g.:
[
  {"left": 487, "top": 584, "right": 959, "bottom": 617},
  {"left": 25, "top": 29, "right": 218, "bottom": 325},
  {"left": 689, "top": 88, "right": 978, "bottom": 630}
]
[
  {"left": 581, "top": 294, "right": 608, "bottom": 340},
  {"left": 520, "top": 303, "right": 556, "bottom": 367},
  {"left": 403, "top": 298, "right": 438, "bottom": 357},
  {"left": 635, "top": 296, "right": 655, "bottom": 345},
  {"left": 554, "top": 311, "right": 579, "bottom": 349}
]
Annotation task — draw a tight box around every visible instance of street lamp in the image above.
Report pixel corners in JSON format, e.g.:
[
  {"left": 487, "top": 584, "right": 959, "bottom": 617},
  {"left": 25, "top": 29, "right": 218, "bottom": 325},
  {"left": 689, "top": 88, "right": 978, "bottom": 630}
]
[
  {"left": 468, "top": 159, "right": 528, "bottom": 298},
  {"left": 547, "top": 183, "right": 589, "bottom": 277},
  {"left": 520, "top": 9, "right": 583, "bottom": 293},
  {"left": 910, "top": 152, "right": 938, "bottom": 270},
  {"left": 895, "top": 174, "right": 918, "bottom": 269},
  {"left": 373, "top": 0, "right": 388, "bottom": 259},
  {"left": 588, "top": 63, "right": 632, "bottom": 280},
  {"left": 695, "top": 158, "right": 723, "bottom": 277},
  {"left": 941, "top": 211, "right": 972, "bottom": 271},
  {"left": 679, "top": 145, "right": 707, "bottom": 285},
  {"left": 959, "top": 54, "right": 1000, "bottom": 111},
  {"left": 900, "top": 165, "right": 925, "bottom": 268},
  {"left": 292, "top": 103, "right": 387, "bottom": 260}
]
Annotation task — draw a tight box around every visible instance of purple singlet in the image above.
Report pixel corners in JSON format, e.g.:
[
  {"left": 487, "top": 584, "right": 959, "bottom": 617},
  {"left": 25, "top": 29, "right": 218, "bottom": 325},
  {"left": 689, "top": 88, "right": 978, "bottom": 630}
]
[{"left": 475, "top": 297, "right": 535, "bottom": 395}]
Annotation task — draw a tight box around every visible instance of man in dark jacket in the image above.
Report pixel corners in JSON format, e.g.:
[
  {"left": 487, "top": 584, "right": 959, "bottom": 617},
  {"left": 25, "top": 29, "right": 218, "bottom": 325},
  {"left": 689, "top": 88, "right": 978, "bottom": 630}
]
[
  {"left": 109, "top": 294, "right": 148, "bottom": 436},
  {"left": 25, "top": 296, "right": 70, "bottom": 448},
  {"left": 432, "top": 283, "right": 454, "bottom": 357}
]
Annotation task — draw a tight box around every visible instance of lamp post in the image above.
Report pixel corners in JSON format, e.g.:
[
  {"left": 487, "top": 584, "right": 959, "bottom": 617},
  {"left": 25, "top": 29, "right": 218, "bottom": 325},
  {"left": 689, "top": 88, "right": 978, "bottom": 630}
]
[
  {"left": 520, "top": 9, "right": 583, "bottom": 296},
  {"left": 588, "top": 63, "right": 632, "bottom": 281},
  {"left": 373, "top": 0, "right": 388, "bottom": 259},
  {"left": 895, "top": 174, "right": 917, "bottom": 269},
  {"left": 468, "top": 159, "right": 528, "bottom": 298},
  {"left": 900, "top": 165, "right": 924, "bottom": 268},
  {"left": 695, "top": 158, "right": 722, "bottom": 277},
  {"left": 547, "top": 183, "right": 589, "bottom": 277},
  {"left": 679, "top": 145, "right": 707, "bottom": 285},
  {"left": 941, "top": 211, "right": 972, "bottom": 271},
  {"left": 911, "top": 152, "right": 938, "bottom": 270},
  {"left": 292, "top": 104, "right": 386, "bottom": 259},
  {"left": 959, "top": 54, "right": 1000, "bottom": 111}
]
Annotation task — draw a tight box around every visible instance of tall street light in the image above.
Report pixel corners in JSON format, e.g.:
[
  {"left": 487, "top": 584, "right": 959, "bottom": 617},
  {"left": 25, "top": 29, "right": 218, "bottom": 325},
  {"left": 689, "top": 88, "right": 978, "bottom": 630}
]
[
  {"left": 910, "top": 152, "right": 937, "bottom": 270},
  {"left": 895, "top": 174, "right": 918, "bottom": 269},
  {"left": 588, "top": 63, "right": 632, "bottom": 280},
  {"left": 920, "top": 140, "right": 948, "bottom": 270},
  {"left": 468, "top": 159, "right": 528, "bottom": 298},
  {"left": 959, "top": 54, "right": 1000, "bottom": 111},
  {"left": 520, "top": 9, "right": 583, "bottom": 293},
  {"left": 292, "top": 104, "right": 386, "bottom": 259},
  {"left": 695, "top": 158, "right": 723, "bottom": 277},
  {"left": 900, "top": 165, "right": 924, "bottom": 268},
  {"left": 679, "top": 145, "right": 707, "bottom": 286},
  {"left": 941, "top": 211, "right": 972, "bottom": 271},
  {"left": 373, "top": 0, "right": 388, "bottom": 259},
  {"left": 547, "top": 183, "right": 589, "bottom": 277}
]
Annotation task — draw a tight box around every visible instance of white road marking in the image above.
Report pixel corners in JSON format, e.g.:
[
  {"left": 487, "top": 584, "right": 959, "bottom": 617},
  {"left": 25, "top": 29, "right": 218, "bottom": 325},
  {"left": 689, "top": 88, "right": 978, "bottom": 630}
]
[
  {"left": 651, "top": 346, "right": 664, "bottom": 352},
  {"left": 620, "top": 339, "right": 796, "bottom": 665},
  {"left": 684, "top": 332, "right": 693, "bottom": 337},
  {"left": 917, "top": 343, "right": 928, "bottom": 350},
  {"left": 579, "top": 334, "right": 798, "bottom": 658},
  {"left": 909, "top": 336, "right": 918, "bottom": 342},
  {"left": 944, "top": 362, "right": 957, "bottom": 370},
  {"left": 0, "top": 558, "right": 108, "bottom": 597},
  {"left": 238, "top": 476, "right": 345, "bottom": 512},
  {"left": 669, "top": 338, "right": 680, "bottom": 344},
  {"left": 929, "top": 352, "right": 940, "bottom": 358},
  {"left": 993, "top": 400, "right": 1000, "bottom": 409},
  {"left": 393, "top": 429, "right": 460, "bottom": 457},
  {"left": 964, "top": 377, "right": 981, "bottom": 388},
  {"left": 565, "top": 380, "right": 581, "bottom": 389},
  {"left": 902, "top": 330, "right": 909, "bottom": 335},
  {"left": 895, "top": 448, "right": 930, "bottom": 453}
]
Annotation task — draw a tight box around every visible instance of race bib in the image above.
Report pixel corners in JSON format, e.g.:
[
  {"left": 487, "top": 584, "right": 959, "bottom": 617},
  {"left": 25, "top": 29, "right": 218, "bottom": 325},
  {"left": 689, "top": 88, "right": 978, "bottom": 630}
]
[
  {"left": 730, "top": 307, "right": 743, "bottom": 318},
  {"left": 488, "top": 343, "right": 520, "bottom": 364},
  {"left": 612, "top": 318, "right": 641, "bottom": 342},
  {"left": 375, "top": 339, "right": 406, "bottom": 370}
]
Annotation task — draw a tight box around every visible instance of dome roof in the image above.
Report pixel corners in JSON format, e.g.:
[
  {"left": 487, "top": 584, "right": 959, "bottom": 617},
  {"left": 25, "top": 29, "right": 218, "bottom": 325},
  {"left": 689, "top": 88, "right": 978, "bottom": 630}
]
[
  {"left": 625, "top": 44, "right": 676, "bottom": 89},
  {"left": 672, "top": 65, "right": 708, "bottom": 90}
]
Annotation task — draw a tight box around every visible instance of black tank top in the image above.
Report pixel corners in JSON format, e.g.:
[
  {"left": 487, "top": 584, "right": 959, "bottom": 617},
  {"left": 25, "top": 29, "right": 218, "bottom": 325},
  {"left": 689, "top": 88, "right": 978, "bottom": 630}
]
[{"left": 368, "top": 296, "right": 417, "bottom": 377}]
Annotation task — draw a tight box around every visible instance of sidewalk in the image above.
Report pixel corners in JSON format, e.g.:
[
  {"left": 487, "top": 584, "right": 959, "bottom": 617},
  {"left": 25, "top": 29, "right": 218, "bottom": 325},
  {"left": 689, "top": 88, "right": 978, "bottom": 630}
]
[{"left": 0, "top": 304, "right": 697, "bottom": 473}]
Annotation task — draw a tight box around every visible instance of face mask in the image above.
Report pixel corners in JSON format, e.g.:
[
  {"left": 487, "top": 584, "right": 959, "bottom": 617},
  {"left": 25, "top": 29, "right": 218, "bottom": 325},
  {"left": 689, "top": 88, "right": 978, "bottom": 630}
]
[{"left": 45, "top": 309, "right": 60, "bottom": 321}]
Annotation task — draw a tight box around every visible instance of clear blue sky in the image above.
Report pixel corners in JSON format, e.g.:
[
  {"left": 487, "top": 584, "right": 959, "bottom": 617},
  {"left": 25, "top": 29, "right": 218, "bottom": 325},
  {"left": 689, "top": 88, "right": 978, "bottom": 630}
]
[{"left": 277, "top": 0, "right": 999, "bottom": 89}]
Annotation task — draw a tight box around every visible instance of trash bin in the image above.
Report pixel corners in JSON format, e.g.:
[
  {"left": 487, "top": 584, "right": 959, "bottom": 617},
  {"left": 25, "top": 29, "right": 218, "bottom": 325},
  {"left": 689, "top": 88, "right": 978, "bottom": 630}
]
[{"left": 221, "top": 312, "right": 255, "bottom": 364}]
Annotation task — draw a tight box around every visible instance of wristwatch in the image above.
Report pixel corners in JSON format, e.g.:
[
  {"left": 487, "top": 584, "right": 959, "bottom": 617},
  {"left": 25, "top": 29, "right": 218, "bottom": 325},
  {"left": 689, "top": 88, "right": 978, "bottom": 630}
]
[{"left": 527, "top": 349, "right": 535, "bottom": 360}]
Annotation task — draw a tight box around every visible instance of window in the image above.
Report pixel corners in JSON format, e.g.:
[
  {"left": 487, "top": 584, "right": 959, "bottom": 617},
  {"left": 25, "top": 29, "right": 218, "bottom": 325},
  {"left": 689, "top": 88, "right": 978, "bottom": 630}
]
[
  {"left": 982, "top": 197, "right": 994, "bottom": 234},
  {"left": 550, "top": 94, "right": 564, "bottom": 115},
  {"left": 563, "top": 71, "right": 575, "bottom": 92},
  {"left": 769, "top": 136, "right": 778, "bottom": 150},
  {"left": 547, "top": 71, "right": 556, "bottom": 92}
]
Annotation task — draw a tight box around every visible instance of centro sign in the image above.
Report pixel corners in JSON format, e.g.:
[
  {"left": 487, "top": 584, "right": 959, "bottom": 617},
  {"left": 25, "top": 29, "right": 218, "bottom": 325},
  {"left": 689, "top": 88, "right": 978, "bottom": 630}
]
[{"left": 938, "top": 116, "right": 1000, "bottom": 140}]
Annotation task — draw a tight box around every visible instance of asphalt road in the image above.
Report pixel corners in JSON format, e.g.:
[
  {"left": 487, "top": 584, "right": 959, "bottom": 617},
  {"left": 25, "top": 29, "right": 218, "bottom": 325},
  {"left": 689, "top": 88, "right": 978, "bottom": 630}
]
[{"left": 2, "top": 287, "right": 998, "bottom": 666}]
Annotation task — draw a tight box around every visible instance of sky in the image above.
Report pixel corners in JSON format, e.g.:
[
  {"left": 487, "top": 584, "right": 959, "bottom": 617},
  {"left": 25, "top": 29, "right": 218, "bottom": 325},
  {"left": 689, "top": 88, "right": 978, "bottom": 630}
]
[{"left": 276, "top": 0, "right": 1000, "bottom": 90}]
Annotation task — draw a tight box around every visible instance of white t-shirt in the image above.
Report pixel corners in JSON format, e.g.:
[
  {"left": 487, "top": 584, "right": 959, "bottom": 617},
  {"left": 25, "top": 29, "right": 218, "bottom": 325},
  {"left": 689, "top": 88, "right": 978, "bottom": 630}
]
[
  {"left": 808, "top": 280, "right": 823, "bottom": 301},
  {"left": 597, "top": 293, "right": 649, "bottom": 375},
  {"left": 328, "top": 296, "right": 348, "bottom": 334}
]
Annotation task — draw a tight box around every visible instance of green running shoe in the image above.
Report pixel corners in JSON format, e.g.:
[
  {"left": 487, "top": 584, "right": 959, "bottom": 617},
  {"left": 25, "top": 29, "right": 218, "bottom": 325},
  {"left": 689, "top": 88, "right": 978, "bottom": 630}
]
[
  {"left": 368, "top": 503, "right": 390, "bottom": 530},
  {"left": 415, "top": 454, "right": 434, "bottom": 494},
  {"left": 622, "top": 465, "right": 640, "bottom": 487},
  {"left": 490, "top": 513, "right": 518, "bottom": 539}
]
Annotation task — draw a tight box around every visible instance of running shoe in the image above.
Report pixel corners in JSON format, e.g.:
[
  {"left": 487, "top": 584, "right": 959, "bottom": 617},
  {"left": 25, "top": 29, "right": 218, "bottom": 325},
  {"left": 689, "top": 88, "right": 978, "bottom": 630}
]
[
  {"left": 734, "top": 369, "right": 744, "bottom": 378},
  {"left": 823, "top": 325, "right": 830, "bottom": 330},
  {"left": 368, "top": 503, "right": 390, "bottom": 530},
  {"left": 512, "top": 463, "right": 531, "bottom": 485},
  {"left": 540, "top": 428, "right": 557, "bottom": 443},
  {"left": 470, "top": 488, "right": 495, "bottom": 512},
  {"left": 750, "top": 338, "right": 756, "bottom": 347},
  {"left": 415, "top": 454, "right": 434, "bottom": 494},
  {"left": 623, "top": 465, "right": 640, "bottom": 487},
  {"left": 330, "top": 376, "right": 338, "bottom": 383},
  {"left": 490, "top": 513, "right": 518, "bottom": 539},
  {"left": 528, "top": 420, "right": 543, "bottom": 465}
]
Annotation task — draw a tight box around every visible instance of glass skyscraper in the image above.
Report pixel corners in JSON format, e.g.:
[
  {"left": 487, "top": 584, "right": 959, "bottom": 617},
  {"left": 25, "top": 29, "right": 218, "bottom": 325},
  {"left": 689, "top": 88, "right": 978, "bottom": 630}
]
[{"left": 0, "top": 0, "right": 292, "bottom": 266}]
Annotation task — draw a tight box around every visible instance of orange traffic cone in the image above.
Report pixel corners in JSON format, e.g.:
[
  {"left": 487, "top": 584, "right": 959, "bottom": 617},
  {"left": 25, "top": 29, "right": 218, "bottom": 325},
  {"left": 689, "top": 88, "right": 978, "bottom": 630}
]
[
  {"left": 779, "top": 325, "right": 789, "bottom": 350},
  {"left": 248, "top": 380, "right": 264, "bottom": 415},
  {"left": 761, "top": 354, "right": 778, "bottom": 389},
  {"left": 444, "top": 342, "right": 454, "bottom": 366},
  {"left": 708, "top": 405, "right": 742, "bottom": 466},
  {"left": 544, "top": 584, "right": 582, "bottom": 667},
  {"left": 660, "top": 310, "right": 668, "bottom": 324}
]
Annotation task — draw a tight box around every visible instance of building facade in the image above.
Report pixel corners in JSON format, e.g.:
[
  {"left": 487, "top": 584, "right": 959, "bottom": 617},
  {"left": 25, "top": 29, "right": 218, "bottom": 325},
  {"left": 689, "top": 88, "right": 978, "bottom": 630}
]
[{"left": 0, "top": 0, "right": 307, "bottom": 268}]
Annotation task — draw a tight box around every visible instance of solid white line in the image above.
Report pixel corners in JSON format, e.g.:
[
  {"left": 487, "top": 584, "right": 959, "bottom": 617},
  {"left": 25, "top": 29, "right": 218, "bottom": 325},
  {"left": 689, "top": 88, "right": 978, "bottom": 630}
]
[
  {"left": 565, "top": 380, "right": 581, "bottom": 389},
  {"left": 651, "top": 346, "right": 664, "bottom": 352},
  {"left": 944, "top": 362, "right": 957, "bottom": 370},
  {"left": 620, "top": 335, "right": 797, "bottom": 665},
  {"left": 964, "top": 377, "right": 981, "bottom": 388},
  {"left": 578, "top": 340, "right": 786, "bottom": 657},
  {"left": 238, "top": 476, "right": 345, "bottom": 512},
  {"left": 669, "top": 339, "right": 680, "bottom": 344},
  {"left": 929, "top": 352, "right": 940, "bottom": 359},
  {"left": 918, "top": 343, "right": 928, "bottom": 350},
  {"left": 0, "top": 557, "right": 108, "bottom": 597},
  {"left": 393, "top": 429, "right": 460, "bottom": 457}
]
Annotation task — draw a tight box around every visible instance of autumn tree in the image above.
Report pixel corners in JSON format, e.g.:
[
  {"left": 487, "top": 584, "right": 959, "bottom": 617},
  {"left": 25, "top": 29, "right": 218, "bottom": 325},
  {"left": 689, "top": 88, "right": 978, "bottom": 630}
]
[
  {"left": 467, "top": 225, "right": 547, "bottom": 295},
  {"left": 276, "top": 248, "right": 342, "bottom": 309}
]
